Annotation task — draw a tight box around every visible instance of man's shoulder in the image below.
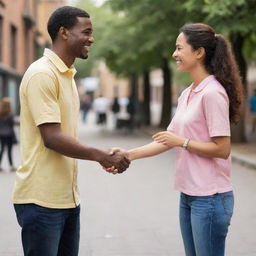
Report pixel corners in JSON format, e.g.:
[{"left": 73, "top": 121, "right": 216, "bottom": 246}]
[
  {"left": 28, "top": 56, "right": 54, "bottom": 73},
  {"left": 23, "top": 56, "right": 56, "bottom": 80}
]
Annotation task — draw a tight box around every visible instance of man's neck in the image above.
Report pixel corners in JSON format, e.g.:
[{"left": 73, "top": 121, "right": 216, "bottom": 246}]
[{"left": 51, "top": 44, "right": 74, "bottom": 68}]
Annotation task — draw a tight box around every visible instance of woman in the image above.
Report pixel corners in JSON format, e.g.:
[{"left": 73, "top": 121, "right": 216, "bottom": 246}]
[
  {"left": 110, "top": 23, "right": 243, "bottom": 255},
  {"left": 0, "top": 97, "right": 17, "bottom": 171}
]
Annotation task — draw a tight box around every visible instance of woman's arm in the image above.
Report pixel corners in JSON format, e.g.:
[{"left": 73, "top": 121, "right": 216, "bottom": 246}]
[
  {"left": 153, "top": 131, "right": 230, "bottom": 159},
  {"left": 106, "top": 141, "right": 170, "bottom": 174},
  {"left": 128, "top": 141, "right": 170, "bottom": 161}
]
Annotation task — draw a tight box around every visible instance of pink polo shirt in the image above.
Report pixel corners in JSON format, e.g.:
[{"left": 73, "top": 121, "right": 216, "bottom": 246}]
[{"left": 168, "top": 75, "right": 232, "bottom": 196}]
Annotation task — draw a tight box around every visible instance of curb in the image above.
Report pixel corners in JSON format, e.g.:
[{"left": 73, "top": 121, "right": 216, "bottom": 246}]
[{"left": 231, "top": 152, "right": 256, "bottom": 170}]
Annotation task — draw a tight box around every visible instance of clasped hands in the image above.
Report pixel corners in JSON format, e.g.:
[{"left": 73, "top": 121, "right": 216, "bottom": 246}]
[{"left": 101, "top": 148, "right": 130, "bottom": 175}]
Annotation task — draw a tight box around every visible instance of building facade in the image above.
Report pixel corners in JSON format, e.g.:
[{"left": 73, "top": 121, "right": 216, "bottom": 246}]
[{"left": 0, "top": 0, "right": 67, "bottom": 114}]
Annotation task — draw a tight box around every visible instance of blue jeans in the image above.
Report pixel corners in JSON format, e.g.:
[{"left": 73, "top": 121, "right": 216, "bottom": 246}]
[
  {"left": 179, "top": 191, "right": 234, "bottom": 256},
  {"left": 14, "top": 204, "right": 80, "bottom": 256}
]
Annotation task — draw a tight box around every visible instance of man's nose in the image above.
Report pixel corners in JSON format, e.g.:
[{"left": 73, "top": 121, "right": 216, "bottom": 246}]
[{"left": 89, "top": 36, "right": 94, "bottom": 44}]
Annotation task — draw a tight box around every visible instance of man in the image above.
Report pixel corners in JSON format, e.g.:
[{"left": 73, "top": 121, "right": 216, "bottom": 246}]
[
  {"left": 13, "top": 6, "right": 129, "bottom": 256},
  {"left": 93, "top": 94, "right": 110, "bottom": 126}
]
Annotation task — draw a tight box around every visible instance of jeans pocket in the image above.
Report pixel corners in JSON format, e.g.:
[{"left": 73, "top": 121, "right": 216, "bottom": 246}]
[{"left": 221, "top": 192, "right": 234, "bottom": 217}]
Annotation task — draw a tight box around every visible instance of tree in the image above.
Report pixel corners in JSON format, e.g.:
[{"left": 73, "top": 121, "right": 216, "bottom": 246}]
[
  {"left": 99, "top": 0, "right": 188, "bottom": 126},
  {"left": 76, "top": 0, "right": 256, "bottom": 138},
  {"left": 183, "top": 0, "right": 256, "bottom": 142}
]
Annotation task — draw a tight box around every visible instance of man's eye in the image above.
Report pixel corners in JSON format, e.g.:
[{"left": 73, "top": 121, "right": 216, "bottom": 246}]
[{"left": 83, "top": 31, "right": 92, "bottom": 36}]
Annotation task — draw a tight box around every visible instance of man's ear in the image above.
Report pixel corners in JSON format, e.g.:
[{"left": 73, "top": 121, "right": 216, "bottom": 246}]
[
  {"left": 58, "top": 26, "right": 68, "bottom": 40},
  {"left": 196, "top": 47, "right": 205, "bottom": 59}
]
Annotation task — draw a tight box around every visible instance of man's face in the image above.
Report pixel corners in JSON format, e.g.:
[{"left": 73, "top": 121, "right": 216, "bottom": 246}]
[{"left": 66, "top": 17, "right": 94, "bottom": 59}]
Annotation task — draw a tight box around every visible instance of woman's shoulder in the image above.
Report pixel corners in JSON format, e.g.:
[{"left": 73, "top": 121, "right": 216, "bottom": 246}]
[
  {"left": 202, "top": 81, "right": 229, "bottom": 105},
  {"left": 204, "top": 79, "right": 227, "bottom": 96}
]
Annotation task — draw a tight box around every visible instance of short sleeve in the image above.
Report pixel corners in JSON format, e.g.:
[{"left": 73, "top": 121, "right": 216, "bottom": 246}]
[
  {"left": 202, "top": 89, "right": 230, "bottom": 137},
  {"left": 26, "top": 73, "right": 61, "bottom": 126}
]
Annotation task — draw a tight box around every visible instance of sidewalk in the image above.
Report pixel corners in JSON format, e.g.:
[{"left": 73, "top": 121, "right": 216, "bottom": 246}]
[
  {"left": 141, "top": 126, "right": 256, "bottom": 170},
  {"left": 231, "top": 143, "right": 256, "bottom": 170}
]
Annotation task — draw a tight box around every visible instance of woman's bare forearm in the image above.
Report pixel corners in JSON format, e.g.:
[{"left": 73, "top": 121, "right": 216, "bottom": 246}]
[{"left": 128, "top": 141, "right": 170, "bottom": 161}]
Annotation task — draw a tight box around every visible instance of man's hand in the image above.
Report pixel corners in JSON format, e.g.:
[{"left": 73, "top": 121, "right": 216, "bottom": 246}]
[{"left": 99, "top": 150, "right": 130, "bottom": 174}]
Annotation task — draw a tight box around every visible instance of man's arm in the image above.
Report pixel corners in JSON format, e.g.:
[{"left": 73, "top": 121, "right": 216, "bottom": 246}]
[{"left": 39, "top": 123, "right": 130, "bottom": 172}]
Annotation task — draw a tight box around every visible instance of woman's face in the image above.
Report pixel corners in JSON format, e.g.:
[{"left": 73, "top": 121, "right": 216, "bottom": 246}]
[{"left": 172, "top": 32, "right": 199, "bottom": 73}]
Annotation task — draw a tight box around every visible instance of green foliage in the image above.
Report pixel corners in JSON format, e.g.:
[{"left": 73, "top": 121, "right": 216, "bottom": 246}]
[
  {"left": 93, "top": 0, "right": 187, "bottom": 76},
  {"left": 243, "top": 33, "right": 256, "bottom": 61},
  {"left": 183, "top": 0, "right": 256, "bottom": 35},
  {"left": 75, "top": 0, "right": 256, "bottom": 78}
]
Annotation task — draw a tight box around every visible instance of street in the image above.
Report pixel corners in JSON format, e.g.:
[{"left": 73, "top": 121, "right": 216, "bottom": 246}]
[{"left": 0, "top": 114, "right": 255, "bottom": 256}]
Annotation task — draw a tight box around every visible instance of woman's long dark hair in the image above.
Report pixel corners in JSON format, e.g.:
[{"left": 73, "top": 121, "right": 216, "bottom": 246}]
[{"left": 180, "top": 23, "right": 244, "bottom": 124}]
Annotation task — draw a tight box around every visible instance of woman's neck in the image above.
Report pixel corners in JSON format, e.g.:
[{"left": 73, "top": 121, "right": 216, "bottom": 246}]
[{"left": 190, "top": 66, "right": 211, "bottom": 89}]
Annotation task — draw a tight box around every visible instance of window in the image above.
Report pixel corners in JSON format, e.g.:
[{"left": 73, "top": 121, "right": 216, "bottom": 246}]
[{"left": 10, "top": 24, "right": 17, "bottom": 68}]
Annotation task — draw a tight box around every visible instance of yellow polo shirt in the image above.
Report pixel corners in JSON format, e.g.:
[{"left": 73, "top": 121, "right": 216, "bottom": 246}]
[{"left": 13, "top": 48, "right": 80, "bottom": 209}]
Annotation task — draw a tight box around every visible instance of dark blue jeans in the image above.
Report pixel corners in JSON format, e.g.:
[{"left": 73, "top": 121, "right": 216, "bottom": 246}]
[
  {"left": 179, "top": 191, "right": 234, "bottom": 256},
  {"left": 14, "top": 204, "right": 80, "bottom": 256}
]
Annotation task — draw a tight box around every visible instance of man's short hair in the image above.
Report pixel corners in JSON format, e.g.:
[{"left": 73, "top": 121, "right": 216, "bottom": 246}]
[{"left": 47, "top": 6, "right": 90, "bottom": 42}]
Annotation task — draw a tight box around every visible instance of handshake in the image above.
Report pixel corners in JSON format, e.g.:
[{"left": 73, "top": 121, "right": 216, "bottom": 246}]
[
  {"left": 99, "top": 148, "right": 130, "bottom": 175},
  {"left": 97, "top": 130, "right": 178, "bottom": 175}
]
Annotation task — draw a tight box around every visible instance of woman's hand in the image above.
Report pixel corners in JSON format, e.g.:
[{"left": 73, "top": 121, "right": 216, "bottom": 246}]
[
  {"left": 153, "top": 131, "right": 231, "bottom": 159},
  {"left": 109, "top": 147, "right": 130, "bottom": 159},
  {"left": 152, "top": 131, "right": 184, "bottom": 148}
]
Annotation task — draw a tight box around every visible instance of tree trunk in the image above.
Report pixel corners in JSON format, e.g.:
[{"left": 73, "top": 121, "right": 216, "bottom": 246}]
[
  {"left": 230, "top": 32, "right": 247, "bottom": 143},
  {"left": 143, "top": 70, "right": 151, "bottom": 125},
  {"left": 159, "top": 57, "right": 172, "bottom": 128},
  {"left": 130, "top": 73, "right": 138, "bottom": 102}
]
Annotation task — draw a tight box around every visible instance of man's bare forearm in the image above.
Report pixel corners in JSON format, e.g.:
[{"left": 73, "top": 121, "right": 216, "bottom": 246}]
[
  {"left": 44, "top": 131, "right": 107, "bottom": 162},
  {"left": 39, "top": 123, "right": 130, "bottom": 172}
]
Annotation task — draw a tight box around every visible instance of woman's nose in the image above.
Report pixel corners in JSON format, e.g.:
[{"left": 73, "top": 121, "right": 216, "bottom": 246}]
[{"left": 172, "top": 50, "right": 176, "bottom": 59}]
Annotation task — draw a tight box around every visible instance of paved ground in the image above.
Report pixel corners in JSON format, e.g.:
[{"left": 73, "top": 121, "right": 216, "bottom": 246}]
[{"left": 0, "top": 113, "right": 255, "bottom": 256}]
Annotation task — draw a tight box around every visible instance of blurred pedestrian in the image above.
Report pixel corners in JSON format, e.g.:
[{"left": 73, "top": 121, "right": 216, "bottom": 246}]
[
  {"left": 111, "top": 96, "right": 120, "bottom": 115},
  {"left": 93, "top": 94, "right": 110, "bottom": 126},
  {"left": 111, "top": 96, "right": 120, "bottom": 129},
  {"left": 116, "top": 105, "right": 131, "bottom": 131},
  {"left": 0, "top": 97, "right": 17, "bottom": 172},
  {"left": 110, "top": 23, "right": 243, "bottom": 256},
  {"left": 12, "top": 6, "right": 129, "bottom": 256},
  {"left": 127, "top": 96, "right": 136, "bottom": 130},
  {"left": 80, "top": 94, "right": 91, "bottom": 123},
  {"left": 249, "top": 88, "right": 256, "bottom": 133}
]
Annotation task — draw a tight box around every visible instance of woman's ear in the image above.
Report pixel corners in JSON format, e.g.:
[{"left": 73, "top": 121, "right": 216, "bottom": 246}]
[{"left": 196, "top": 47, "right": 206, "bottom": 59}]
